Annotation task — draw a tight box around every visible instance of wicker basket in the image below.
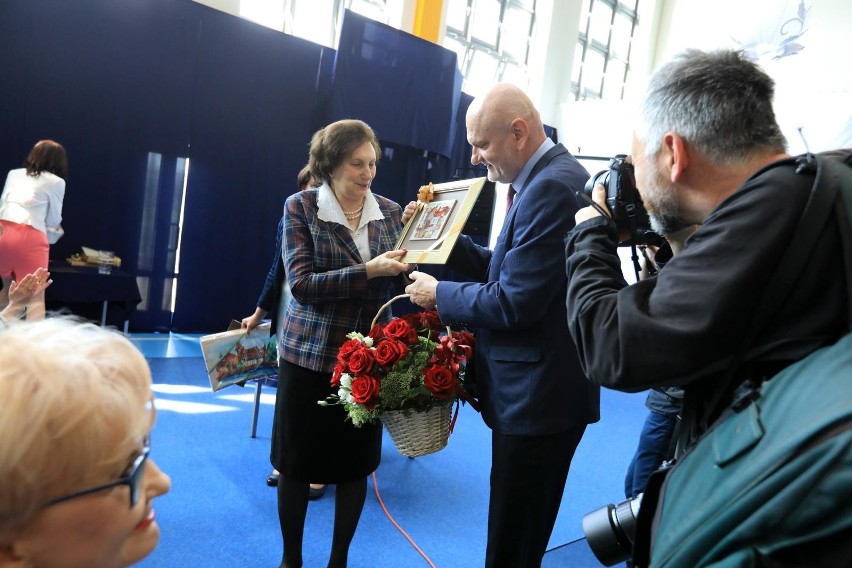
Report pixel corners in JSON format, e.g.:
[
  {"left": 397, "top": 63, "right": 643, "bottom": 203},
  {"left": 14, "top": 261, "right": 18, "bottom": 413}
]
[
  {"left": 371, "top": 294, "right": 455, "bottom": 458},
  {"left": 380, "top": 399, "right": 453, "bottom": 458}
]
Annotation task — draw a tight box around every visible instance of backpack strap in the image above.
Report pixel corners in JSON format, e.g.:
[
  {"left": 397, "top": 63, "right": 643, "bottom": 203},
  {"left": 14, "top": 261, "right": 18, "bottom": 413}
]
[
  {"left": 682, "top": 152, "right": 852, "bottom": 450},
  {"left": 828, "top": 152, "right": 852, "bottom": 326}
]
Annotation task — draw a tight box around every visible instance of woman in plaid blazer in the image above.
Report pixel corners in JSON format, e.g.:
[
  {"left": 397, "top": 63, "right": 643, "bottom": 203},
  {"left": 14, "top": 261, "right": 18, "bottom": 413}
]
[{"left": 272, "top": 119, "right": 411, "bottom": 568}]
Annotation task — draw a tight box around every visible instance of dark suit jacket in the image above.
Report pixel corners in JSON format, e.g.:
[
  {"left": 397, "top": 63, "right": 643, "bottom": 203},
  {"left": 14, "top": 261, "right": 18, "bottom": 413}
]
[{"left": 436, "top": 143, "right": 600, "bottom": 435}]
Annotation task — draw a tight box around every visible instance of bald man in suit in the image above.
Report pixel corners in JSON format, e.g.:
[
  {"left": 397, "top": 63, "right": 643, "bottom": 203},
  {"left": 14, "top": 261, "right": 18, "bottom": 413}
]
[{"left": 406, "top": 84, "right": 600, "bottom": 567}]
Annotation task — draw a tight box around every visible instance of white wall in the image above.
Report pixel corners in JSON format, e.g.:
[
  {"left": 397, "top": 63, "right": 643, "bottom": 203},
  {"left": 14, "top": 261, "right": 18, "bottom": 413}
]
[
  {"left": 655, "top": 0, "right": 851, "bottom": 153},
  {"left": 193, "top": 0, "right": 240, "bottom": 16},
  {"left": 552, "top": 0, "right": 852, "bottom": 158}
]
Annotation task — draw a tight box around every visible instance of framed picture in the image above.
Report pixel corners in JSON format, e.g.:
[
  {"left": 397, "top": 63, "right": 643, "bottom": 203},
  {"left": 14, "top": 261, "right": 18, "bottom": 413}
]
[{"left": 395, "top": 177, "right": 487, "bottom": 264}]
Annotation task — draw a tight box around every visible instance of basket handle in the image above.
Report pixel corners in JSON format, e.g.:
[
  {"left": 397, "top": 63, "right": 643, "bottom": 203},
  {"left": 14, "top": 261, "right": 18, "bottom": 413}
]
[{"left": 371, "top": 294, "right": 411, "bottom": 329}]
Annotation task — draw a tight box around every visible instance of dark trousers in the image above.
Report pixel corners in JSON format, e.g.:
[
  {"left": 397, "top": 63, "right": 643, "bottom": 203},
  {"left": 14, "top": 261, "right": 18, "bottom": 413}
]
[{"left": 486, "top": 424, "right": 587, "bottom": 568}]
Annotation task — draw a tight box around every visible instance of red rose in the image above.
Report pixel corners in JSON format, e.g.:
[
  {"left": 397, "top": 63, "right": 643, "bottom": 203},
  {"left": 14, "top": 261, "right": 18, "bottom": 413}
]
[
  {"left": 337, "top": 338, "right": 363, "bottom": 365},
  {"left": 331, "top": 361, "right": 345, "bottom": 387},
  {"left": 367, "top": 323, "right": 385, "bottom": 342},
  {"left": 422, "top": 365, "right": 457, "bottom": 399},
  {"left": 400, "top": 312, "right": 419, "bottom": 327},
  {"left": 374, "top": 339, "right": 409, "bottom": 368},
  {"left": 350, "top": 374, "right": 381, "bottom": 408},
  {"left": 347, "top": 346, "right": 376, "bottom": 375},
  {"left": 421, "top": 311, "right": 444, "bottom": 334},
  {"left": 383, "top": 318, "right": 418, "bottom": 345},
  {"left": 401, "top": 311, "right": 443, "bottom": 336}
]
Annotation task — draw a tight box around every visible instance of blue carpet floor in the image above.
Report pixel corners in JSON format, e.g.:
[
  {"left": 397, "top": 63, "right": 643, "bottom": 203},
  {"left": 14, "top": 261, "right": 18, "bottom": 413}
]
[{"left": 132, "top": 334, "right": 646, "bottom": 568}]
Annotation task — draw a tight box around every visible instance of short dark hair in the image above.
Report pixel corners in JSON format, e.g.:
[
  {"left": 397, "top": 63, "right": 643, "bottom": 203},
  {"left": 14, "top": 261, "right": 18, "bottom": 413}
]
[
  {"left": 25, "top": 140, "right": 68, "bottom": 181},
  {"left": 307, "top": 120, "right": 380, "bottom": 184}
]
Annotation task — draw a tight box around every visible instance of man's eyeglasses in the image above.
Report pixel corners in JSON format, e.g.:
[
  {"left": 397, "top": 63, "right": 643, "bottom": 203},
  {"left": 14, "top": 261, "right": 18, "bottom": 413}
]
[{"left": 42, "top": 438, "right": 151, "bottom": 509}]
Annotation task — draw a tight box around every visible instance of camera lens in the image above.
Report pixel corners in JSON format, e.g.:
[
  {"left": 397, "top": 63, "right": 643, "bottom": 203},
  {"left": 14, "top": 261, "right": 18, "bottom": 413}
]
[
  {"left": 582, "top": 493, "right": 643, "bottom": 566},
  {"left": 584, "top": 169, "right": 609, "bottom": 194}
]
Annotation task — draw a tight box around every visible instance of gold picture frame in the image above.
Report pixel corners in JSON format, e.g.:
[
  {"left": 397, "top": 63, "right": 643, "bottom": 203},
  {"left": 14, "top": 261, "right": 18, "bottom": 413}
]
[{"left": 395, "top": 177, "right": 487, "bottom": 264}]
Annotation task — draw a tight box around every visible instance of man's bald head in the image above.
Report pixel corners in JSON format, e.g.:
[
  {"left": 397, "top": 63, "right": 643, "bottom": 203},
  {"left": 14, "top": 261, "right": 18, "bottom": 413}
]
[
  {"left": 468, "top": 84, "right": 545, "bottom": 141},
  {"left": 465, "top": 83, "right": 547, "bottom": 183}
]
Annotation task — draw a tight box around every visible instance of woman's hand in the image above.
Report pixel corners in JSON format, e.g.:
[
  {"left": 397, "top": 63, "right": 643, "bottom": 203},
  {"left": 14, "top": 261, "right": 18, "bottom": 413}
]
[
  {"left": 366, "top": 249, "right": 410, "bottom": 279},
  {"left": 3, "top": 268, "right": 52, "bottom": 318},
  {"left": 241, "top": 307, "right": 268, "bottom": 335},
  {"left": 401, "top": 201, "right": 418, "bottom": 225}
]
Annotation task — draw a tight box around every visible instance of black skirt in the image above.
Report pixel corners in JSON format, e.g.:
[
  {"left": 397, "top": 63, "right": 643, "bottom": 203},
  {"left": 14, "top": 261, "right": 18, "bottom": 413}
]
[{"left": 271, "top": 358, "right": 382, "bottom": 483}]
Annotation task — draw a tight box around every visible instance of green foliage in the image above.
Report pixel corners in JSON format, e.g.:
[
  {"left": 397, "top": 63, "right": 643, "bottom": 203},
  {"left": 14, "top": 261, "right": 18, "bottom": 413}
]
[
  {"left": 345, "top": 403, "right": 375, "bottom": 427},
  {"left": 377, "top": 336, "right": 439, "bottom": 412}
]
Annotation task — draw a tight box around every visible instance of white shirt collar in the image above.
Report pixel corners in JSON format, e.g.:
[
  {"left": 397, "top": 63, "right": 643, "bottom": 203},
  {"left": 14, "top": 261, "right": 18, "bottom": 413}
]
[
  {"left": 513, "top": 137, "right": 555, "bottom": 192},
  {"left": 317, "top": 182, "right": 384, "bottom": 230}
]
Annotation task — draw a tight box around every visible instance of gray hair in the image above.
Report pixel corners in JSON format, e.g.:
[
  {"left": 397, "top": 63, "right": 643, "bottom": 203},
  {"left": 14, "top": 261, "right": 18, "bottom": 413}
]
[
  {"left": 0, "top": 317, "right": 153, "bottom": 533},
  {"left": 636, "top": 49, "right": 787, "bottom": 165}
]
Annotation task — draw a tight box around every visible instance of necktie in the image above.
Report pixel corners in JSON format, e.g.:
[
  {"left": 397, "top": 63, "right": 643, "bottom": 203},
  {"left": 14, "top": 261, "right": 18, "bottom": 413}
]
[{"left": 506, "top": 184, "right": 516, "bottom": 216}]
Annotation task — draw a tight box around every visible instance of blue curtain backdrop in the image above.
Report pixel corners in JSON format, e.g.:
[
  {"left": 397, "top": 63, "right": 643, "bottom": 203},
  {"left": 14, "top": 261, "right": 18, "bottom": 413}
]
[
  {"left": 168, "top": 7, "right": 330, "bottom": 332},
  {"left": 330, "top": 11, "right": 463, "bottom": 160},
  {"left": 0, "top": 2, "right": 550, "bottom": 332},
  {"left": 0, "top": 0, "right": 197, "bottom": 330}
]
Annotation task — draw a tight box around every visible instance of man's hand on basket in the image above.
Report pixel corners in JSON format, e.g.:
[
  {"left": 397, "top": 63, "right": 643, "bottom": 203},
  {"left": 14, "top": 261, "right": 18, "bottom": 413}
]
[
  {"left": 405, "top": 271, "right": 438, "bottom": 310},
  {"left": 366, "top": 249, "right": 410, "bottom": 279}
]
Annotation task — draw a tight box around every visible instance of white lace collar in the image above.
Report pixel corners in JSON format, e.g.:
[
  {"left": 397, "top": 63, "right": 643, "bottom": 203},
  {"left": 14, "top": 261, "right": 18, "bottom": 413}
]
[{"left": 316, "top": 182, "right": 383, "bottom": 230}]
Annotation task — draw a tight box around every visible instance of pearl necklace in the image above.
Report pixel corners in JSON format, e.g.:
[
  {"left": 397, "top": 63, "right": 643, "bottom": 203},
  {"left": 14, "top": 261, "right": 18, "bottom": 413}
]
[{"left": 342, "top": 200, "right": 365, "bottom": 220}]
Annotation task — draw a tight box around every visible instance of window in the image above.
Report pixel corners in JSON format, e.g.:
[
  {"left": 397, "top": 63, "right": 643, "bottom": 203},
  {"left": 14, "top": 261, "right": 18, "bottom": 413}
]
[
  {"left": 571, "top": 0, "right": 639, "bottom": 101},
  {"left": 443, "top": 0, "right": 537, "bottom": 97},
  {"left": 239, "top": 0, "right": 403, "bottom": 48}
]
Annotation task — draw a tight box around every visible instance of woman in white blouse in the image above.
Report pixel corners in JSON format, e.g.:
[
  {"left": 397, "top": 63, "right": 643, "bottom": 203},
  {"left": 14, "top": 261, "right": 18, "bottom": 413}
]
[{"left": 0, "top": 139, "right": 67, "bottom": 319}]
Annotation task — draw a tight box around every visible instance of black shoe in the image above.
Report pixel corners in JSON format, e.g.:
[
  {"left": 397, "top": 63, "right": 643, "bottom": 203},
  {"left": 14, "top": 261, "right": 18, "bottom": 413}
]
[
  {"left": 266, "top": 472, "right": 279, "bottom": 487},
  {"left": 308, "top": 484, "right": 327, "bottom": 500}
]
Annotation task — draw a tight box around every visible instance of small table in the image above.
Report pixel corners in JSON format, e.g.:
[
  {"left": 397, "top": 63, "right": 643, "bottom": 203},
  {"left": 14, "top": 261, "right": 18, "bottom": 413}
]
[{"left": 45, "top": 261, "right": 142, "bottom": 332}]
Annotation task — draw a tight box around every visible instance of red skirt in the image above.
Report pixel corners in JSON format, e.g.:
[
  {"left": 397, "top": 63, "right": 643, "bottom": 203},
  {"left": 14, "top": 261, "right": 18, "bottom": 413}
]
[{"left": 0, "top": 220, "right": 49, "bottom": 280}]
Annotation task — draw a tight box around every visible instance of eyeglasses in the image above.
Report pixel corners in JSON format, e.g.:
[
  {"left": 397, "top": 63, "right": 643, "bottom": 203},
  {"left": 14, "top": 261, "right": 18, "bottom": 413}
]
[{"left": 42, "top": 438, "right": 151, "bottom": 509}]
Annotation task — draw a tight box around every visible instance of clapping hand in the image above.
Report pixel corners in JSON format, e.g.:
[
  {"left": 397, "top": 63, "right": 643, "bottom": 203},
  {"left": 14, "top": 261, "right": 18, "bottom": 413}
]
[{"left": 3, "top": 267, "right": 52, "bottom": 319}]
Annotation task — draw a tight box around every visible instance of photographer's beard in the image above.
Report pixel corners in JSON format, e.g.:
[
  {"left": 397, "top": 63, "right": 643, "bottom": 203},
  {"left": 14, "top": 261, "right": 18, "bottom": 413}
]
[{"left": 639, "top": 159, "right": 692, "bottom": 237}]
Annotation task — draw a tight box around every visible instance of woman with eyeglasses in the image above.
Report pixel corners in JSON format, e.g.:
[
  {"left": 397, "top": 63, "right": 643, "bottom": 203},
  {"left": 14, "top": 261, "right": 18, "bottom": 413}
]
[{"left": 0, "top": 317, "right": 171, "bottom": 567}]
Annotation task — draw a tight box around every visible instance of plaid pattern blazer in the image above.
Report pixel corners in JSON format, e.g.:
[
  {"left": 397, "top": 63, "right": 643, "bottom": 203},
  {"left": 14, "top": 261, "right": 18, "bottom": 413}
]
[{"left": 280, "top": 188, "right": 403, "bottom": 374}]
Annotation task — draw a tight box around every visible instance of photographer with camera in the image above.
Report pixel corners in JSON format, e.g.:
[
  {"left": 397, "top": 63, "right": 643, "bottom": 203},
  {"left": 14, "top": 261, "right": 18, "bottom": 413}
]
[{"left": 565, "top": 48, "right": 851, "bottom": 567}]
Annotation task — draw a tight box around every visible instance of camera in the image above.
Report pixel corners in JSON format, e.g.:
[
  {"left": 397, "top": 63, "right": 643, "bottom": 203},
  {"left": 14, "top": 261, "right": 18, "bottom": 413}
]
[
  {"left": 582, "top": 154, "right": 652, "bottom": 242},
  {"left": 582, "top": 493, "right": 643, "bottom": 566}
]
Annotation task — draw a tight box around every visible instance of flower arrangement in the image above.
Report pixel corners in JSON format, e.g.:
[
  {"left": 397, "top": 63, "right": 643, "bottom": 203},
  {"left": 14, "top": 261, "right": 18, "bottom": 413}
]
[{"left": 319, "top": 296, "right": 477, "bottom": 428}]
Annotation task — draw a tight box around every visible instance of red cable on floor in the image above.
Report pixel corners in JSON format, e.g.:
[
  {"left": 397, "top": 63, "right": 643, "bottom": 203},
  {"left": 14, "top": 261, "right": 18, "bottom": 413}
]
[{"left": 371, "top": 471, "right": 437, "bottom": 568}]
